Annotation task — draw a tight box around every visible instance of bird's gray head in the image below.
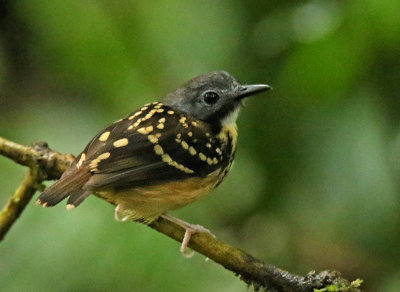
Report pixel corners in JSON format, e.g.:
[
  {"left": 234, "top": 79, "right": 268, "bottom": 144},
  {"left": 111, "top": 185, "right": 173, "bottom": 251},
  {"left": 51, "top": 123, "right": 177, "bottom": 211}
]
[{"left": 163, "top": 71, "right": 270, "bottom": 127}]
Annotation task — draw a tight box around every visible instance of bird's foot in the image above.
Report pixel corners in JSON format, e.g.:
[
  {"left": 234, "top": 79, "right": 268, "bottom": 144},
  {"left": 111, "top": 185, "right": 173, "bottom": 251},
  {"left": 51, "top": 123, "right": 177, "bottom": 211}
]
[
  {"left": 161, "top": 214, "right": 215, "bottom": 258},
  {"left": 114, "top": 204, "right": 130, "bottom": 222}
]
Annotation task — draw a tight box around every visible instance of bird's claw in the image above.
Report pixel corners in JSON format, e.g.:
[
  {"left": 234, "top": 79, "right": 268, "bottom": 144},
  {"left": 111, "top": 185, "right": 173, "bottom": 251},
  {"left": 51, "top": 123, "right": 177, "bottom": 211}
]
[{"left": 179, "top": 223, "right": 215, "bottom": 257}]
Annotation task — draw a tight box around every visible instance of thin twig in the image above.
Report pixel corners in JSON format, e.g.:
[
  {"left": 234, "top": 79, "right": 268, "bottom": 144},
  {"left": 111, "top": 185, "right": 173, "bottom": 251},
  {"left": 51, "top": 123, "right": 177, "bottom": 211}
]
[
  {"left": 0, "top": 170, "right": 39, "bottom": 241},
  {"left": 0, "top": 136, "right": 362, "bottom": 291}
]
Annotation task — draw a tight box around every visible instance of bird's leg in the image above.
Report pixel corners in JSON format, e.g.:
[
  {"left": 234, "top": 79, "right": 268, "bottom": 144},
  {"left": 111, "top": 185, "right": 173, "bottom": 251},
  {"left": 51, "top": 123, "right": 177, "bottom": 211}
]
[
  {"left": 161, "top": 214, "right": 215, "bottom": 258},
  {"left": 114, "top": 204, "right": 130, "bottom": 222}
]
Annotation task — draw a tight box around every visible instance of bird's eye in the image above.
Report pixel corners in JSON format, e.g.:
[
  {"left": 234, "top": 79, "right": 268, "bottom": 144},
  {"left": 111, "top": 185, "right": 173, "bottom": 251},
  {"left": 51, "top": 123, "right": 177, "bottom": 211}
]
[{"left": 203, "top": 91, "right": 219, "bottom": 104}]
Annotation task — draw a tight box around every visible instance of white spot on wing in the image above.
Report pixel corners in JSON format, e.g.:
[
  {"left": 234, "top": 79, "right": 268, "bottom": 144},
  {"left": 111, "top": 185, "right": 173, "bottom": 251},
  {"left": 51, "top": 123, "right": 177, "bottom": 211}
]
[
  {"left": 113, "top": 138, "right": 129, "bottom": 148},
  {"left": 189, "top": 146, "right": 197, "bottom": 155},
  {"left": 99, "top": 131, "right": 110, "bottom": 142},
  {"left": 161, "top": 154, "right": 193, "bottom": 173},
  {"left": 77, "top": 153, "right": 86, "bottom": 168},
  {"left": 97, "top": 152, "right": 111, "bottom": 160},
  {"left": 154, "top": 145, "right": 164, "bottom": 155},
  {"left": 181, "top": 141, "right": 189, "bottom": 149},
  {"left": 161, "top": 153, "right": 172, "bottom": 163},
  {"left": 199, "top": 153, "right": 207, "bottom": 161},
  {"left": 129, "top": 111, "right": 142, "bottom": 120},
  {"left": 137, "top": 126, "right": 153, "bottom": 135},
  {"left": 89, "top": 152, "right": 111, "bottom": 170},
  {"left": 148, "top": 135, "right": 158, "bottom": 144}
]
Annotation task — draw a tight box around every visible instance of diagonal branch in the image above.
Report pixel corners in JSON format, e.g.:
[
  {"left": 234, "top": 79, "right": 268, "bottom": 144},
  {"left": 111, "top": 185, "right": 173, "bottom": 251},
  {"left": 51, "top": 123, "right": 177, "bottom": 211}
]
[
  {"left": 0, "top": 137, "right": 74, "bottom": 179},
  {"left": 0, "top": 170, "right": 39, "bottom": 241},
  {"left": 0, "top": 136, "right": 362, "bottom": 292}
]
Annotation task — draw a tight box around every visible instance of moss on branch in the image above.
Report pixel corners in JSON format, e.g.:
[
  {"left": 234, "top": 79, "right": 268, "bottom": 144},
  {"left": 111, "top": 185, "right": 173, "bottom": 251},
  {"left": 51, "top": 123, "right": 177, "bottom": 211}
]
[{"left": 0, "top": 136, "right": 362, "bottom": 291}]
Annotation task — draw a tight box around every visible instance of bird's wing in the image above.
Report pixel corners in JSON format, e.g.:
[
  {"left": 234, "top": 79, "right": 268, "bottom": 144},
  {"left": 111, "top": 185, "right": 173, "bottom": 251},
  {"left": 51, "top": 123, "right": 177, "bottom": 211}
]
[{"left": 79, "top": 103, "right": 226, "bottom": 191}]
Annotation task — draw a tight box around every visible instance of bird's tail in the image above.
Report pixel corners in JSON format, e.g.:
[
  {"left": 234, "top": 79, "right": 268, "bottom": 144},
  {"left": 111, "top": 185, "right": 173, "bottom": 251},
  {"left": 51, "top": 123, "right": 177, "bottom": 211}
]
[{"left": 37, "top": 168, "right": 92, "bottom": 209}]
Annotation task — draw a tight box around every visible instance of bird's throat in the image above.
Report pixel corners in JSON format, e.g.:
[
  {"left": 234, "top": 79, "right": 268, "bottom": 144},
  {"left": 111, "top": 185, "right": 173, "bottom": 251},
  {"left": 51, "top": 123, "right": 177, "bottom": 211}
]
[{"left": 220, "top": 106, "right": 240, "bottom": 128}]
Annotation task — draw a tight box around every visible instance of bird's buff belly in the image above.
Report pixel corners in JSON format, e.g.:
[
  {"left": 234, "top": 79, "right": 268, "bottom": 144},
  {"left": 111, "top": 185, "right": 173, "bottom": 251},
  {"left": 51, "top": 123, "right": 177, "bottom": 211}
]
[{"left": 97, "top": 170, "right": 221, "bottom": 223}]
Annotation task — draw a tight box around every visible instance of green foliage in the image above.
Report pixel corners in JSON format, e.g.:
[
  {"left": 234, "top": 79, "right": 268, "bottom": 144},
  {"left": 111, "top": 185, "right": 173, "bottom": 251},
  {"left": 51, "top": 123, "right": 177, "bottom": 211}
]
[{"left": 314, "top": 278, "right": 363, "bottom": 292}]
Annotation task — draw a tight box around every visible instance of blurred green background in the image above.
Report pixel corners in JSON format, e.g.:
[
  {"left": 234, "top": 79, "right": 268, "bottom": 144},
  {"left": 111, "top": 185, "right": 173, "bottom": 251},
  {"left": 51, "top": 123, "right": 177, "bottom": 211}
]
[{"left": 1, "top": 1, "right": 400, "bottom": 291}]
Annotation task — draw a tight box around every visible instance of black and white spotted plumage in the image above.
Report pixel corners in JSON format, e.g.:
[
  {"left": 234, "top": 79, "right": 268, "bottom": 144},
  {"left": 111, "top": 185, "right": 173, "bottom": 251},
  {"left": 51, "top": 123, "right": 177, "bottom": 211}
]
[
  {"left": 81, "top": 102, "right": 234, "bottom": 190},
  {"left": 37, "top": 71, "right": 269, "bottom": 222}
]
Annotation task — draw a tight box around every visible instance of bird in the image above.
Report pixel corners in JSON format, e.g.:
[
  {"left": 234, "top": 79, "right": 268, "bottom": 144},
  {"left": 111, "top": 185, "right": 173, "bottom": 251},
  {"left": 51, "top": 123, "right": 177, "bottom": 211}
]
[{"left": 37, "top": 71, "right": 270, "bottom": 255}]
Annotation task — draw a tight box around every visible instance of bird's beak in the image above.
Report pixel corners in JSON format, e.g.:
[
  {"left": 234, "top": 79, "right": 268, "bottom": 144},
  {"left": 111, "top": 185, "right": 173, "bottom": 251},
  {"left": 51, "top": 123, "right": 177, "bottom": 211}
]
[{"left": 237, "top": 84, "right": 271, "bottom": 99}]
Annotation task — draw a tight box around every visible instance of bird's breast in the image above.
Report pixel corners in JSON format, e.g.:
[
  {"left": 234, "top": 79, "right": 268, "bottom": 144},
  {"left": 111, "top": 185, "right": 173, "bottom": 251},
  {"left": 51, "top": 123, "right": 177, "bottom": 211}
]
[
  {"left": 214, "top": 123, "right": 237, "bottom": 187},
  {"left": 97, "top": 169, "right": 221, "bottom": 222}
]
